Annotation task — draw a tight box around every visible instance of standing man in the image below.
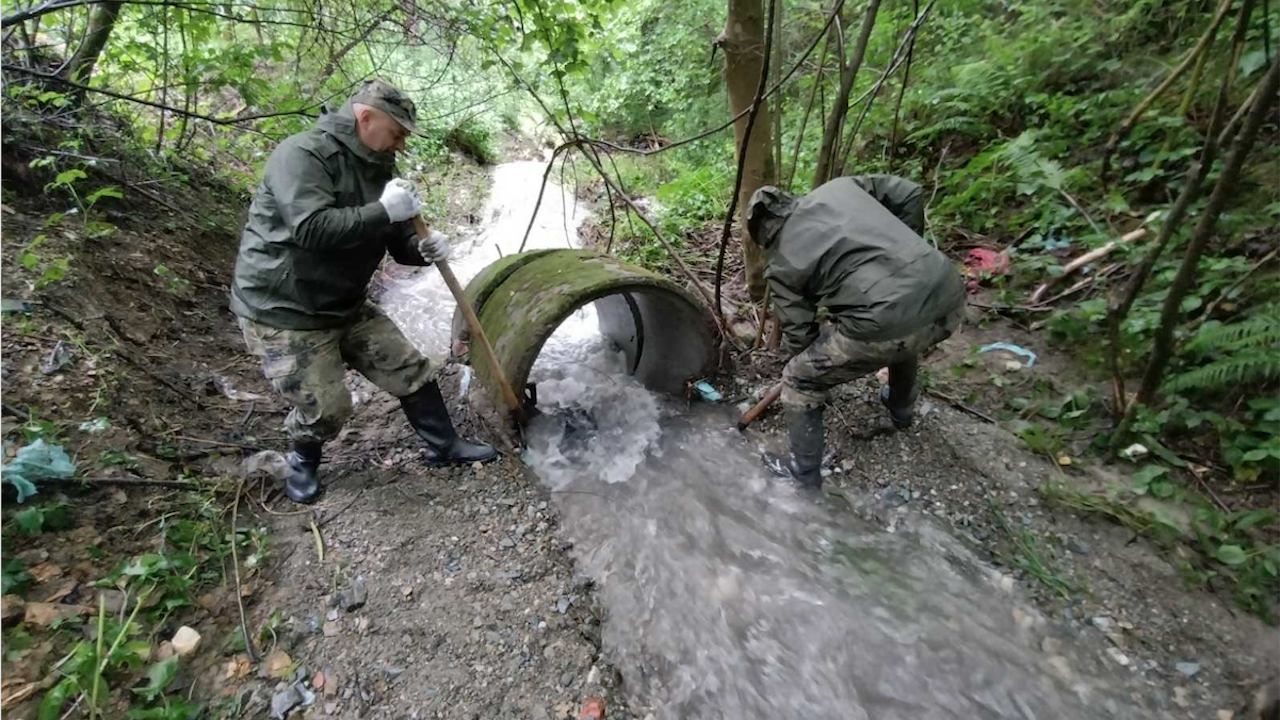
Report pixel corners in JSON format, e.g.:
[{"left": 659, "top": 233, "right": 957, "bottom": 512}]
[
  {"left": 748, "top": 174, "right": 966, "bottom": 489},
  {"left": 230, "top": 79, "right": 497, "bottom": 504}
]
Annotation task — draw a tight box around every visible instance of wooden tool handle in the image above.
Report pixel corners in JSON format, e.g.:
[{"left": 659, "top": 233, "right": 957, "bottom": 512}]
[
  {"left": 737, "top": 382, "right": 783, "bottom": 432},
  {"left": 412, "top": 217, "right": 526, "bottom": 426}
]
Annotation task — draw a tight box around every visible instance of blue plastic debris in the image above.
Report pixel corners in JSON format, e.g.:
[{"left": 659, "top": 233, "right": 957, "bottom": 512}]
[
  {"left": 2, "top": 439, "right": 77, "bottom": 503},
  {"left": 692, "top": 381, "right": 723, "bottom": 402},
  {"left": 979, "top": 342, "right": 1038, "bottom": 368}
]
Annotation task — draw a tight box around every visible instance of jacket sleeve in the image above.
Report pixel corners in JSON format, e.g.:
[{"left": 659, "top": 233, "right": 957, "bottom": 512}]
[
  {"left": 769, "top": 277, "right": 819, "bottom": 357},
  {"left": 852, "top": 174, "right": 925, "bottom": 236},
  {"left": 269, "top": 144, "right": 391, "bottom": 252},
  {"left": 386, "top": 222, "right": 430, "bottom": 266}
]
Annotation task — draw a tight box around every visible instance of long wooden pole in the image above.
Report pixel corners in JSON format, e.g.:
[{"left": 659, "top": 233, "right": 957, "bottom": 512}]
[
  {"left": 412, "top": 216, "right": 525, "bottom": 427},
  {"left": 738, "top": 382, "right": 784, "bottom": 432}
]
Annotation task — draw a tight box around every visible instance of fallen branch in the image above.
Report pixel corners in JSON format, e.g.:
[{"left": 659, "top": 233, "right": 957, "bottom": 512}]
[{"left": 1029, "top": 228, "right": 1146, "bottom": 305}]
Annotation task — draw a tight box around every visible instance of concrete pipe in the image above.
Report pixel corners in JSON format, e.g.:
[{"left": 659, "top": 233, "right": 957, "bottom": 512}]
[{"left": 451, "top": 249, "right": 717, "bottom": 421}]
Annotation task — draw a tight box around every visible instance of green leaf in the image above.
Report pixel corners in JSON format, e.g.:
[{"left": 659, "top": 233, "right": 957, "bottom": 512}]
[
  {"left": 1242, "top": 448, "right": 1270, "bottom": 462},
  {"left": 13, "top": 507, "right": 47, "bottom": 535},
  {"left": 2, "top": 560, "right": 33, "bottom": 595},
  {"left": 37, "top": 677, "right": 78, "bottom": 720},
  {"left": 1232, "top": 509, "right": 1277, "bottom": 530},
  {"left": 1130, "top": 465, "right": 1167, "bottom": 494},
  {"left": 133, "top": 656, "right": 180, "bottom": 702},
  {"left": 1150, "top": 479, "right": 1174, "bottom": 498},
  {"left": 19, "top": 252, "right": 39, "bottom": 270},
  {"left": 1215, "top": 544, "right": 1247, "bottom": 566},
  {"left": 53, "top": 168, "right": 87, "bottom": 187},
  {"left": 85, "top": 186, "right": 124, "bottom": 205}
]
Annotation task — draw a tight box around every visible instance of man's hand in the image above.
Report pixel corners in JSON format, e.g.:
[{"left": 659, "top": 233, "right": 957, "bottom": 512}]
[
  {"left": 418, "top": 230, "right": 451, "bottom": 263},
  {"left": 380, "top": 178, "right": 422, "bottom": 222}
]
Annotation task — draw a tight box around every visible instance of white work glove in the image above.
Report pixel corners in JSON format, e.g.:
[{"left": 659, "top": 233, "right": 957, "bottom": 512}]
[
  {"left": 418, "top": 229, "right": 451, "bottom": 263},
  {"left": 379, "top": 178, "right": 421, "bottom": 223}
]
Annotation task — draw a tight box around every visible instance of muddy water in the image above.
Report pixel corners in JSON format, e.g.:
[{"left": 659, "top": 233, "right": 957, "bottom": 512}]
[{"left": 382, "top": 161, "right": 1155, "bottom": 719}]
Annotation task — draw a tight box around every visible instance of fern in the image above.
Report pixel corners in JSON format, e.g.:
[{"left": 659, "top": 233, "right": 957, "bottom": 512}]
[
  {"left": 1166, "top": 308, "right": 1280, "bottom": 393},
  {"left": 1164, "top": 348, "right": 1280, "bottom": 393},
  {"left": 1183, "top": 308, "right": 1280, "bottom": 356}
]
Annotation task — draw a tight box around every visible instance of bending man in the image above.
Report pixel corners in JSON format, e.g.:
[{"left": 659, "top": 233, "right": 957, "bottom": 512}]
[{"left": 749, "top": 174, "right": 966, "bottom": 489}]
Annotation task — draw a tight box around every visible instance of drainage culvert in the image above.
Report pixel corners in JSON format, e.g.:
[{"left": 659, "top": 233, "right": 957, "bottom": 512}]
[{"left": 451, "top": 250, "right": 717, "bottom": 421}]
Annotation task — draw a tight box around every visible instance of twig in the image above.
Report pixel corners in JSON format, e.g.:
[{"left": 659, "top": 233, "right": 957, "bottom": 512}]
[
  {"left": 230, "top": 479, "right": 259, "bottom": 662},
  {"left": 316, "top": 487, "right": 364, "bottom": 528},
  {"left": 927, "top": 389, "right": 996, "bottom": 424},
  {"left": 1194, "top": 247, "right": 1278, "bottom": 327},
  {"left": 173, "top": 435, "right": 262, "bottom": 450}
]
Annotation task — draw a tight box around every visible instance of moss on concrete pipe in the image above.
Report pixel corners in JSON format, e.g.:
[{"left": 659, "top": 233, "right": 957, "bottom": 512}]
[{"left": 451, "top": 250, "right": 717, "bottom": 424}]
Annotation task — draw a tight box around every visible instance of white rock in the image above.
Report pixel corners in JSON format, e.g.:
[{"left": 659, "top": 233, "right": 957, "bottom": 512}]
[
  {"left": 1105, "top": 647, "right": 1130, "bottom": 667},
  {"left": 171, "top": 626, "right": 201, "bottom": 656}
]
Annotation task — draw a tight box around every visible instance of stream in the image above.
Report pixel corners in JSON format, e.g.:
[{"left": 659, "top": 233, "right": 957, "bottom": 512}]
[{"left": 379, "top": 160, "right": 1155, "bottom": 719}]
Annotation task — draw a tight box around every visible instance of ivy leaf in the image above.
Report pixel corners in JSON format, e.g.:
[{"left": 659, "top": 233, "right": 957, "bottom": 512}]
[
  {"left": 1214, "top": 544, "right": 1247, "bottom": 566},
  {"left": 1130, "top": 465, "right": 1167, "bottom": 495},
  {"left": 132, "top": 656, "right": 180, "bottom": 703}
]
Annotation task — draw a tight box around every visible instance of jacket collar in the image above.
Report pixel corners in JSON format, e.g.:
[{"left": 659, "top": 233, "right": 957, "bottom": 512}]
[{"left": 317, "top": 101, "right": 396, "bottom": 167}]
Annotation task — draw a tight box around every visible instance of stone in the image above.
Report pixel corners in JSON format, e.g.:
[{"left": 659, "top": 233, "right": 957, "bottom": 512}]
[
  {"left": 14, "top": 549, "right": 48, "bottom": 565},
  {"left": 499, "top": 538, "right": 516, "bottom": 549},
  {"left": 270, "top": 686, "right": 302, "bottom": 719},
  {"left": 155, "top": 641, "right": 177, "bottom": 661},
  {"left": 172, "top": 626, "right": 201, "bottom": 656},
  {"left": 1174, "top": 687, "right": 1191, "bottom": 708},
  {"left": 341, "top": 580, "right": 367, "bottom": 612},
  {"left": 1040, "top": 637, "right": 1062, "bottom": 654},
  {"left": 383, "top": 666, "right": 406, "bottom": 680},
  {"left": 1091, "top": 616, "right": 1113, "bottom": 633},
  {"left": 323, "top": 620, "right": 340, "bottom": 637},
  {"left": 559, "top": 670, "right": 575, "bottom": 687},
  {"left": 555, "top": 597, "right": 571, "bottom": 614},
  {"left": 263, "top": 650, "right": 294, "bottom": 679},
  {"left": 322, "top": 668, "right": 339, "bottom": 698},
  {"left": 1175, "top": 661, "right": 1202, "bottom": 678},
  {"left": 1105, "top": 647, "right": 1130, "bottom": 667}
]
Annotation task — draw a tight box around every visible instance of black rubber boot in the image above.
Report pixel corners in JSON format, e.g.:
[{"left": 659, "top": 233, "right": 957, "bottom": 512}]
[
  {"left": 284, "top": 440, "right": 323, "bottom": 504},
  {"left": 762, "top": 406, "right": 825, "bottom": 489},
  {"left": 881, "top": 358, "right": 919, "bottom": 429},
  {"left": 401, "top": 380, "right": 498, "bottom": 465}
]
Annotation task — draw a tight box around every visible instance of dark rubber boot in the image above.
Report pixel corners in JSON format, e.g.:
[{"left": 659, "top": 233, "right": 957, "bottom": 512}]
[
  {"left": 763, "top": 406, "right": 825, "bottom": 489},
  {"left": 401, "top": 380, "right": 498, "bottom": 465},
  {"left": 285, "top": 440, "right": 323, "bottom": 504},
  {"left": 881, "top": 358, "right": 920, "bottom": 429}
]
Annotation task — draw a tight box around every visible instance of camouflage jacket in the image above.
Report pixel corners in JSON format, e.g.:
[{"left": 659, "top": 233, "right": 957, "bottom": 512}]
[
  {"left": 229, "top": 101, "right": 427, "bottom": 330},
  {"left": 756, "top": 175, "right": 965, "bottom": 355}
]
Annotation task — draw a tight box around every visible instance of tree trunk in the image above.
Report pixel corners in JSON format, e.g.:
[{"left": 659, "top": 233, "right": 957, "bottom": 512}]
[
  {"left": 60, "top": 0, "right": 122, "bottom": 85},
  {"left": 1133, "top": 54, "right": 1280, "bottom": 406},
  {"left": 811, "top": 0, "right": 880, "bottom": 187},
  {"left": 723, "top": 0, "right": 778, "bottom": 301},
  {"left": 770, "top": 0, "right": 784, "bottom": 177}
]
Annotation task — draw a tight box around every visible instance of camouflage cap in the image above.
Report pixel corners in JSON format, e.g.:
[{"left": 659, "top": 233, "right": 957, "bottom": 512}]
[{"left": 350, "top": 79, "right": 420, "bottom": 135}]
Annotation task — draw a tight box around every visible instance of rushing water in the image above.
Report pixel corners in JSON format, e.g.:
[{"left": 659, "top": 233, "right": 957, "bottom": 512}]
[{"left": 381, "top": 160, "right": 1158, "bottom": 719}]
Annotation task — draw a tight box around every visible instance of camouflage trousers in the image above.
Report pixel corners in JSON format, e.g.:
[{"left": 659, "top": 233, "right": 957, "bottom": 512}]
[
  {"left": 782, "top": 306, "right": 964, "bottom": 410},
  {"left": 239, "top": 303, "right": 435, "bottom": 443}
]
